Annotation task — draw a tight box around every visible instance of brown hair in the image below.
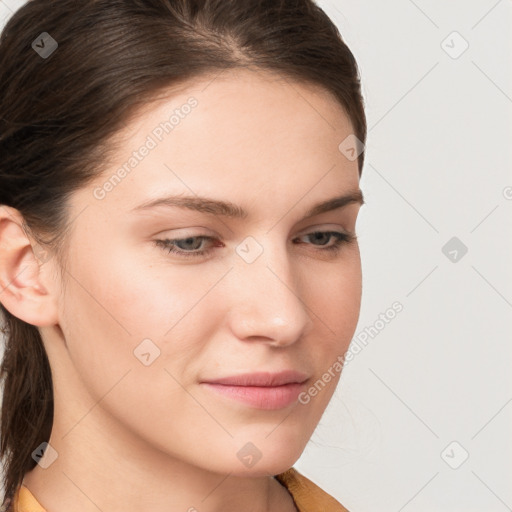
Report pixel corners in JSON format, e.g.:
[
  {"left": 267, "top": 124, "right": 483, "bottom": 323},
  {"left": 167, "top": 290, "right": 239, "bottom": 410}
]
[{"left": 0, "top": 0, "right": 366, "bottom": 505}]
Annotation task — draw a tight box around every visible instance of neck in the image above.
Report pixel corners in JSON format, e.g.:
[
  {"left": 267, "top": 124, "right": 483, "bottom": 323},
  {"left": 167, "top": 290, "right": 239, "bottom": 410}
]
[{"left": 22, "top": 406, "right": 297, "bottom": 512}]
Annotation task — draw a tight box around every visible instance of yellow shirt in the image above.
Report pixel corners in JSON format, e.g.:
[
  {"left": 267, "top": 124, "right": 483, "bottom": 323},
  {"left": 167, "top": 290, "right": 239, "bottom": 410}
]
[{"left": 7, "top": 467, "right": 350, "bottom": 512}]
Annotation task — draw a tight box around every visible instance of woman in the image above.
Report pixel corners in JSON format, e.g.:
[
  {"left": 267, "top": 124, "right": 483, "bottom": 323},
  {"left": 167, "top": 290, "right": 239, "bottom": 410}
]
[{"left": 0, "top": 0, "right": 366, "bottom": 510}]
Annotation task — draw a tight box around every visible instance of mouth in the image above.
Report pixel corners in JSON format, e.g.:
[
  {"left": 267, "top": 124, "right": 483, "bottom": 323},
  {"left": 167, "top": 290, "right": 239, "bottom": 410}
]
[{"left": 200, "top": 370, "right": 310, "bottom": 410}]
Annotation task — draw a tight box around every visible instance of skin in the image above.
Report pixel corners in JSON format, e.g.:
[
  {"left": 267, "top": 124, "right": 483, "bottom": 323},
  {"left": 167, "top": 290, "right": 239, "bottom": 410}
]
[{"left": 0, "top": 67, "right": 363, "bottom": 512}]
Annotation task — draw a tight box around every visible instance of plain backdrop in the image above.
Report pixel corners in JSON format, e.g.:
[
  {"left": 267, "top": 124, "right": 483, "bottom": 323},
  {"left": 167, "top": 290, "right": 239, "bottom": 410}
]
[{"left": 1, "top": 1, "right": 511, "bottom": 511}]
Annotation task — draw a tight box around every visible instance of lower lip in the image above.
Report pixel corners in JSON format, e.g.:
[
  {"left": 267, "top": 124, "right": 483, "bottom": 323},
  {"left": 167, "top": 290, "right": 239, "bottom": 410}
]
[{"left": 201, "top": 382, "right": 304, "bottom": 410}]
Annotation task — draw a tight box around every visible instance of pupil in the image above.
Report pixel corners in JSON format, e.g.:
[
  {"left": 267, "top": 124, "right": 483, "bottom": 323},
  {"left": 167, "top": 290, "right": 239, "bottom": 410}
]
[{"left": 180, "top": 237, "right": 201, "bottom": 250}]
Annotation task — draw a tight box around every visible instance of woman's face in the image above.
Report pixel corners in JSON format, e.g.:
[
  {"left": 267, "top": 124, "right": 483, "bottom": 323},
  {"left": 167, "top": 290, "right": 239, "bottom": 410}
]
[{"left": 44, "top": 68, "right": 363, "bottom": 476}]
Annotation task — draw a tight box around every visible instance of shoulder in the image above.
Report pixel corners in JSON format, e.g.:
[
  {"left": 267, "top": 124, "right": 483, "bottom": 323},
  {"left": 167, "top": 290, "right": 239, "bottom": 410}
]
[
  {"left": 274, "top": 467, "right": 351, "bottom": 512},
  {"left": 1, "top": 484, "right": 47, "bottom": 512}
]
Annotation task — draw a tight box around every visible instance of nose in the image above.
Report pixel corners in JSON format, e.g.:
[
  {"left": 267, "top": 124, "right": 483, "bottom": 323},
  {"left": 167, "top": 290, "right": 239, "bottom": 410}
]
[{"left": 226, "top": 242, "right": 314, "bottom": 347}]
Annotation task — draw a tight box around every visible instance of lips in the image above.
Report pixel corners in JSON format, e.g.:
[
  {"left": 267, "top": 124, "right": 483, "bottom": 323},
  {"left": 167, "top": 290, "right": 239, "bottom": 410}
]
[
  {"left": 200, "top": 370, "right": 310, "bottom": 410},
  {"left": 201, "top": 370, "right": 310, "bottom": 387}
]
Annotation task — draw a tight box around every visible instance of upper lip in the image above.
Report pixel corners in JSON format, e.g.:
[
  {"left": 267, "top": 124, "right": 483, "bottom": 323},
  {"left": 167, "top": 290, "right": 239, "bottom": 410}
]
[{"left": 202, "top": 370, "right": 310, "bottom": 387}]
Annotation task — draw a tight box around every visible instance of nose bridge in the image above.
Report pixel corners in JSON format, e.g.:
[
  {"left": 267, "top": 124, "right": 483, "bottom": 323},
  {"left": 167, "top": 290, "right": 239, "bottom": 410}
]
[{"left": 228, "top": 234, "right": 312, "bottom": 344}]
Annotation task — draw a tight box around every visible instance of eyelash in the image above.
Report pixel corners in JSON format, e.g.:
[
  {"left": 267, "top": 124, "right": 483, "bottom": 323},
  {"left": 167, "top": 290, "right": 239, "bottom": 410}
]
[{"left": 153, "top": 230, "right": 357, "bottom": 260}]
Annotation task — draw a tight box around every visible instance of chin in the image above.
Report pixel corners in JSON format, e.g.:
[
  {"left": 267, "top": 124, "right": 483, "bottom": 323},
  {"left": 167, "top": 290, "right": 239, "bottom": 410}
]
[{"left": 219, "top": 437, "right": 305, "bottom": 478}]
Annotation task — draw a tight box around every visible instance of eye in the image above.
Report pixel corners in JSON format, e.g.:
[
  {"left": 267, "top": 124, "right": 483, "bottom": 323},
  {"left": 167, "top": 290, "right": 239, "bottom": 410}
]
[
  {"left": 153, "top": 236, "right": 217, "bottom": 259},
  {"left": 293, "top": 230, "right": 357, "bottom": 255},
  {"left": 153, "top": 230, "right": 357, "bottom": 260}
]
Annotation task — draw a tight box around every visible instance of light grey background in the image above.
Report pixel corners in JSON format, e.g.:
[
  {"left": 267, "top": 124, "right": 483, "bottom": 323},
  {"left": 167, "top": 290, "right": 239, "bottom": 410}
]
[
  {"left": 1, "top": 0, "right": 511, "bottom": 510},
  {"left": 295, "top": 1, "right": 512, "bottom": 511}
]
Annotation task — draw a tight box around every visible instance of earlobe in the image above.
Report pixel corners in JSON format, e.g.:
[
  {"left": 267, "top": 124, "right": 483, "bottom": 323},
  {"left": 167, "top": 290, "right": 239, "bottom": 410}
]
[{"left": 0, "top": 205, "right": 60, "bottom": 327}]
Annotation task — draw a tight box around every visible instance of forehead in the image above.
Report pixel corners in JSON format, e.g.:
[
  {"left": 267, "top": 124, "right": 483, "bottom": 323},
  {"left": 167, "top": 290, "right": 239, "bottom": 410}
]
[
  {"left": 76, "top": 68, "right": 360, "bottom": 218},
  {"left": 118, "top": 66, "right": 354, "bottom": 148}
]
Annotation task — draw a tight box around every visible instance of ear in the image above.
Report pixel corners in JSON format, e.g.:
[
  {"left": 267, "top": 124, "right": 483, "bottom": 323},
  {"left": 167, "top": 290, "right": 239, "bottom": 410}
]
[{"left": 0, "top": 205, "right": 60, "bottom": 327}]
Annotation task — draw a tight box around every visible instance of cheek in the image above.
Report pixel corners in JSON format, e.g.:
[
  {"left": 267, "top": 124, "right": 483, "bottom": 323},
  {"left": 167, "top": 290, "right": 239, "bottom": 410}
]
[
  {"left": 70, "top": 237, "right": 204, "bottom": 333},
  {"left": 60, "top": 236, "right": 232, "bottom": 394},
  {"left": 58, "top": 255, "right": 209, "bottom": 450},
  {"left": 59, "top": 246, "right": 192, "bottom": 390},
  {"left": 296, "top": 256, "right": 361, "bottom": 406},
  {"left": 309, "top": 254, "right": 362, "bottom": 341}
]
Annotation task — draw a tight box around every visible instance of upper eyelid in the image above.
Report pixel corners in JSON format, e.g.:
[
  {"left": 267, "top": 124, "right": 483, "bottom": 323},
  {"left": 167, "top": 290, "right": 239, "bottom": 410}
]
[{"left": 160, "top": 222, "right": 354, "bottom": 237}]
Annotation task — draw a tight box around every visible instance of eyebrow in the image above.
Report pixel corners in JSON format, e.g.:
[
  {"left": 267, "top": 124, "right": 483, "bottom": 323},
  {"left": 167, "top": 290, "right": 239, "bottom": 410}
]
[{"left": 130, "top": 188, "right": 364, "bottom": 220}]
